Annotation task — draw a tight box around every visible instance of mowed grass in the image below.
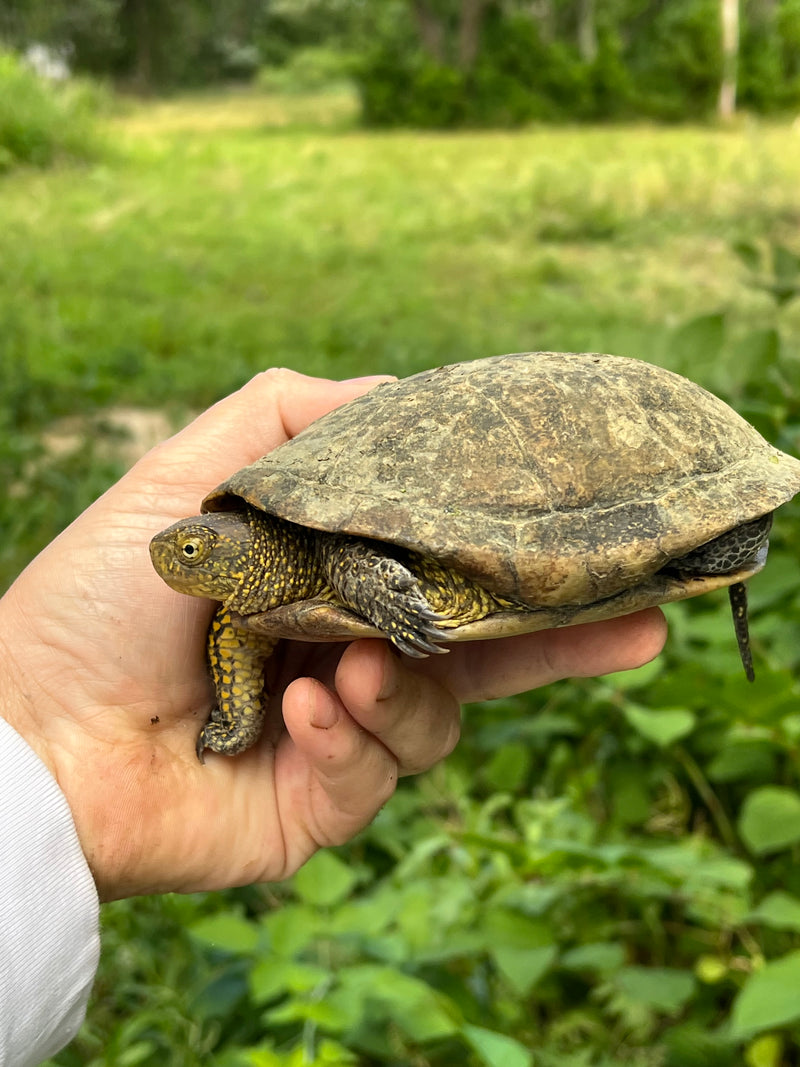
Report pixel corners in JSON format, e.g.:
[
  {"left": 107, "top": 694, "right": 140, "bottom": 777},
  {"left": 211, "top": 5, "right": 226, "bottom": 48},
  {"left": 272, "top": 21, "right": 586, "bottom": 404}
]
[{"left": 2, "top": 89, "right": 800, "bottom": 424}]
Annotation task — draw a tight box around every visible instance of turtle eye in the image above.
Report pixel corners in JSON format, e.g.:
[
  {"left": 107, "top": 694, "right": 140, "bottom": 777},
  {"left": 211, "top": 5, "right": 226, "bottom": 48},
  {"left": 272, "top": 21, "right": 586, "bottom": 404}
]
[{"left": 179, "top": 536, "right": 206, "bottom": 564}]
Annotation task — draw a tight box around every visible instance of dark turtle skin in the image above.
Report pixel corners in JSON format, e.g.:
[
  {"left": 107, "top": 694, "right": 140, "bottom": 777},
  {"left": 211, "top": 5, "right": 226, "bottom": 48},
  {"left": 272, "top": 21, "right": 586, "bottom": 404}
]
[{"left": 149, "top": 352, "right": 800, "bottom": 759}]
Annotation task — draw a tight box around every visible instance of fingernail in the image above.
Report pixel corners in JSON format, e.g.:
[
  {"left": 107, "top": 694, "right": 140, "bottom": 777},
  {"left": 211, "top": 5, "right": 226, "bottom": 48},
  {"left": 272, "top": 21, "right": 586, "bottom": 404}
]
[{"left": 309, "top": 682, "right": 340, "bottom": 730}]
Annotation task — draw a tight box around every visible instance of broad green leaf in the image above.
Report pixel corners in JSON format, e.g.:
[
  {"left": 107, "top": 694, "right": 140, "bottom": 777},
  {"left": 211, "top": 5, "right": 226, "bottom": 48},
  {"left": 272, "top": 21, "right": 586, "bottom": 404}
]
[
  {"left": 492, "top": 944, "right": 557, "bottom": 995},
  {"left": 293, "top": 849, "right": 358, "bottom": 906},
  {"left": 462, "top": 1023, "right": 533, "bottom": 1067},
  {"left": 671, "top": 311, "right": 725, "bottom": 373},
  {"left": 492, "top": 882, "right": 562, "bottom": 916},
  {"left": 249, "top": 957, "right": 330, "bottom": 1004},
  {"left": 189, "top": 913, "right": 259, "bottom": 954},
  {"left": 483, "top": 743, "right": 532, "bottom": 792},
  {"left": 265, "top": 995, "right": 351, "bottom": 1030},
  {"left": 738, "top": 786, "right": 800, "bottom": 855},
  {"left": 561, "top": 942, "right": 625, "bottom": 974},
  {"left": 731, "top": 239, "right": 762, "bottom": 273},
  {"left": 730, "top": 951, "right": 800, "bottom": 1039},
  {"left": 707, "top": 741, "right": 777, "bottom": 784},
  {"left": 623, "top": 703, "right": 695, "bottom": 746},
  {"left": 614, "top": 967, "right": 695, "bottom": 1013},
  {"left": 640, "top": 841, "right": 752, "bottom": 889},
  {"left": 394, "top": 996, "right": 460, "bottom": 1043},
  {"left": 663, "top": 1021, "right": 736, "bottom": 1065},
  {"left": 261, "top": 904, "right": 323, "bottom": 957},
  {"left": 731, "top": 327, "right": 780, "bottom": 384},
  {"left": 336, "top": 964, "right": 460, "bottom": 1041},
  {"left": 686, "top": 887, "right": 750, "bottom": 930},
  {"left": 609, "top": 766, "right": 652, "bottom": 826},
  {"left": 746, "top": 891, "right": 800, "bottom": 932},
  {"left": 772, "top": 242, "right": 800, "bottom": 281},
  {"left": 483, "top": 908, "right": 554, "bottom": 949}
]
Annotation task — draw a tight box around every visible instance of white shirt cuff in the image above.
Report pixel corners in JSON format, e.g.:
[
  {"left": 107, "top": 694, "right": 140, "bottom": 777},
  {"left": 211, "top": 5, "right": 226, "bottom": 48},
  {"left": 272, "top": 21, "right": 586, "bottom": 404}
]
[{"left": 0, "top": 716, "right": 100, "bottom": 1066}]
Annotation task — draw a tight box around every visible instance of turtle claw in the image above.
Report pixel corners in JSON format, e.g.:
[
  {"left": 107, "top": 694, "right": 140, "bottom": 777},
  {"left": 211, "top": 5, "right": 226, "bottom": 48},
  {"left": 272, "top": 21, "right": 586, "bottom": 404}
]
[
  {"left": 390, "top": 623, "right": 451, "bottom": 658},
  {"left": 375, "top": 590, "right": 453, "bottom": 658}
]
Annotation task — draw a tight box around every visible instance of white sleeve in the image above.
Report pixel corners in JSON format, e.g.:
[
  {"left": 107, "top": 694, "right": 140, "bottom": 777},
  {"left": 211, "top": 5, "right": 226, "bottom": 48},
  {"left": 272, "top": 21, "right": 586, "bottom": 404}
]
[{"left": 0, "top": 717, "right": 100, "bottom": 1067}]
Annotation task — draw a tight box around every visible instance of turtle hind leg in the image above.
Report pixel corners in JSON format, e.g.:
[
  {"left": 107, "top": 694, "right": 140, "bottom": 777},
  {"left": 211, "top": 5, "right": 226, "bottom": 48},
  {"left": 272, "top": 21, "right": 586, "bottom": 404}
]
[
  {"left": 666, "top": 513, "right": 772, "bottom": 683},
  {"left": 729, "top": 581, "right": 755, "bottom": 682},
  {"left": 199, "top": 606, "right": 277, "bottom": 760}
]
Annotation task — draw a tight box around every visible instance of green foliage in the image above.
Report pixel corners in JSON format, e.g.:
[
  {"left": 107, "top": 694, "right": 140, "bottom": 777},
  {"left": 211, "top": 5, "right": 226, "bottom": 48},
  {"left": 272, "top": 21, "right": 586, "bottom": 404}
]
[
  {"left": 355, "top": 0, "right": 800, "bottom": 128},
  {"left": 0, "top": 49, "right": 105, "bottom": 169},
  {"left": 257, "top": 47, "right": 357, "bottom": 95},
  {"left": 5, "top": 96, "right": 800, "bottom": 1064},
  {"left": 5, "top": 0, "right": 800, "bottom": 120},
  {"left": 739, "top": 0, "right": 800, "bottom": 113}
]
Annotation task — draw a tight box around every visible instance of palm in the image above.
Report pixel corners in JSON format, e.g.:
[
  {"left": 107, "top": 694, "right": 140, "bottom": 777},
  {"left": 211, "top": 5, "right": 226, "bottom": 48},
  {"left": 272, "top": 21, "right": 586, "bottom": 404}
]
[
  {"left": 0, "top": 370, "right": 667, "bottom": 902},
  {"left": 6, "top": 409, "right": 400, "bottom": 897}
]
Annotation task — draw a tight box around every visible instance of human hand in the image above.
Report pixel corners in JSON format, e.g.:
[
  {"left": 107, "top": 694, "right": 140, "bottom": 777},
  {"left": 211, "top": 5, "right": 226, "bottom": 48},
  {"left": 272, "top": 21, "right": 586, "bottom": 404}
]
[{"left": 0, "top": 370, "right": 666, "bottom": 901}]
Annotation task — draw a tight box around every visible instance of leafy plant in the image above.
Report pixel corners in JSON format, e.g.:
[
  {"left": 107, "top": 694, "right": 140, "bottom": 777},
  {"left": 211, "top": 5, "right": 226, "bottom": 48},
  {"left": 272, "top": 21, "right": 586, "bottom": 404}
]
[{"left": 0, "top": 49, "right": 105, "bottom": 170}]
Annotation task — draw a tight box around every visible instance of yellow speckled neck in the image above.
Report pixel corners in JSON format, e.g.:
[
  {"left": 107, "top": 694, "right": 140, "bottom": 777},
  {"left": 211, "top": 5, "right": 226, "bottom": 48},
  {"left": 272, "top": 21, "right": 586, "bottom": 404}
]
[{"left": 225, "top": 507, "right": 325, "bottom": 614}]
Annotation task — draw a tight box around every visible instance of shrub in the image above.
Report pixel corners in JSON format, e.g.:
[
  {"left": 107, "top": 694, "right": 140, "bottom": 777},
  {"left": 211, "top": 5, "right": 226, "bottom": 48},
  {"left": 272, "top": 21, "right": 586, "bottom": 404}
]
[
  {"left": 257, "top": 46, "right": 356, "bottom": 95},
  {"left": 0, "top": 49, "right": 103, "bottom": 170}
]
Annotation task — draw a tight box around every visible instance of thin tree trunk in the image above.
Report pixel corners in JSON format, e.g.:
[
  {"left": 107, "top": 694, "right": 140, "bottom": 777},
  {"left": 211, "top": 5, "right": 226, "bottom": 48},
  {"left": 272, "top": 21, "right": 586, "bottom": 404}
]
[
  {"left": 526, "top": 0, "right": 555, "bottom": 43},
  {"left": 718, "top": 0, "right": 739, "bottom": 119},
  {"left": 577, "top": 0, "right": 598, "bottom": 63},
  {"left": 457, "top": 0, "right": 489, "bottom": 71},
  {"left": 411, "top": 1, "right": 446, "bottom": 63},
  {"left": 122, "top": 0, "right": 154, "bottom": 92}
]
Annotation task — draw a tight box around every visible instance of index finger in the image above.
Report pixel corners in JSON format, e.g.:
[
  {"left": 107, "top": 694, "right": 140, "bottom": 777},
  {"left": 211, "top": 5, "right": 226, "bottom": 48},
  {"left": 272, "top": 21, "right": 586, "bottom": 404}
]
[{"left": 417, "top": 608, "right": 667, "bottom": 705}]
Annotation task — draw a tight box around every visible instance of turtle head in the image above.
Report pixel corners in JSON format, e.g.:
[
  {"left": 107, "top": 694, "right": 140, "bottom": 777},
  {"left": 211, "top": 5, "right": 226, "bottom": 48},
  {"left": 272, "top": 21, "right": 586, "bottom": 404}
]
[{"left": 150, "top": 511, "right": 253, "bottom": 601}]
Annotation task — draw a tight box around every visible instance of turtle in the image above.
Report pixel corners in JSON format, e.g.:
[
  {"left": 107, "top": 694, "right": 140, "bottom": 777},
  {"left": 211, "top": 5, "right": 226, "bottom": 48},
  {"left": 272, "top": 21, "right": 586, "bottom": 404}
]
[{"left": 149, "top": 351, "right": 800, "bottom": 760}]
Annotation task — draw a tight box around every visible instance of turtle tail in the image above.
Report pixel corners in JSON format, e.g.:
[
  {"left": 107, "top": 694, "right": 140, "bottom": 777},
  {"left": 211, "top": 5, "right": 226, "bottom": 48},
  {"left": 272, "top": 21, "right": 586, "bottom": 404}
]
[{"left": 729, "top": 581, "right": 755, "bottom": 682}]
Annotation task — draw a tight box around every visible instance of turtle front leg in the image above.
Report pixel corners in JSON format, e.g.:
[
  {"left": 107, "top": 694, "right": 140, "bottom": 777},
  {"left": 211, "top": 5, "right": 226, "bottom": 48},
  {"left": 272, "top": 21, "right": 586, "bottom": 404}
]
[
  {"left": 199, "top": 606, "right": 277, "bottom": 760},
  {"left": 318, "top": 535, "right": 450, "bottom": 657}
]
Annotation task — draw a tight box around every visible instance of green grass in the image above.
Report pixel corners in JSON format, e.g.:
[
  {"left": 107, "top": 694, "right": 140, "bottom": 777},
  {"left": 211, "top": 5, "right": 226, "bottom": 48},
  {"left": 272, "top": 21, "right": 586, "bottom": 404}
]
[
  {"left": 2, "top": 92, "right": 799, "bottom": 423},
  {"left": 5, "top": 89, "right": 800, "bottom": 1066}
]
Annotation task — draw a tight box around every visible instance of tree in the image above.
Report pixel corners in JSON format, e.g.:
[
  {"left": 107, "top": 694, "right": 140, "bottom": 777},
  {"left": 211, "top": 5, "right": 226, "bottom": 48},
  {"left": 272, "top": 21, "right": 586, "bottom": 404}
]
[
  {"left": 718, "top": 0, "right": 739, "bottom": 117},
  {"left": 408, "top": 0, "right": 495, "bottom": 70},
  {"left": 576, "top": 0, "right": 597, "bottom": 62}
]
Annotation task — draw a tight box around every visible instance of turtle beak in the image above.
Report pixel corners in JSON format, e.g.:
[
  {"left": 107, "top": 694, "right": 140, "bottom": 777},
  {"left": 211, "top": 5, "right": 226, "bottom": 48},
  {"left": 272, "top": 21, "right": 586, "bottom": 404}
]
[
  {"left": 148, "top": 514, "right": 250, "bottom": 600},
  {"left": 149, "top": 527, "right": 187, "bottom": 589},
  {"left": 148, "top": 521, "right": 211, "bottom": 595}
]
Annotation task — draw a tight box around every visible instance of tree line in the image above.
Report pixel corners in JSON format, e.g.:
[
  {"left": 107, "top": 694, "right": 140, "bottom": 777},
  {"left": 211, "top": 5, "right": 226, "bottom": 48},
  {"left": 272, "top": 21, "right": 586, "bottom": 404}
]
[{"left": 2, "top": 0, "right": 800, "bottom": 123}]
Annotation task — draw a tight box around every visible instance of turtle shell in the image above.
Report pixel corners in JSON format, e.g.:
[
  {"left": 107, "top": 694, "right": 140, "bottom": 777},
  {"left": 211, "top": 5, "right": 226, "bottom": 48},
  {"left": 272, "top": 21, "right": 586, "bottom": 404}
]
[{"left": 203, "top": 352, "right": 800, "bottom": 634}]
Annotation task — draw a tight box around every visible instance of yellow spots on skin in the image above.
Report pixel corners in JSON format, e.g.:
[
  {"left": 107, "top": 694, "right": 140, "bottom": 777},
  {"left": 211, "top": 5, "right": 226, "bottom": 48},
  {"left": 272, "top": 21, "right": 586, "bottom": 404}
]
[
  {"left": 199, "top": 605, "right": 278, "bottom": 757},
  {"left": 197, "top": 510, "right": 527, "bottom": 756},
  {"left": 408, "top": 551, "right": 516, "bottom": 625}
]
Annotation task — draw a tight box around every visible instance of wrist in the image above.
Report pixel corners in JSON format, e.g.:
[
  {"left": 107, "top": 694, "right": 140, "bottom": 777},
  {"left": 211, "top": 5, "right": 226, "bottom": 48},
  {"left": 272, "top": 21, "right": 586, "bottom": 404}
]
[{"left": 0, "top": 585, "right": 57, "bottom": 778}]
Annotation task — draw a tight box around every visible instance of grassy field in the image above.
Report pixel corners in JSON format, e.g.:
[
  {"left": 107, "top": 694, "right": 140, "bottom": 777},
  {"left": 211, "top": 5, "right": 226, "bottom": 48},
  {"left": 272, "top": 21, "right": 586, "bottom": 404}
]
[
  {"left": 3, "top": 90, "right": 800, "bottom": 422},
  {"left": 5, "top": 90, "right": 800, "bottom": 1066}
]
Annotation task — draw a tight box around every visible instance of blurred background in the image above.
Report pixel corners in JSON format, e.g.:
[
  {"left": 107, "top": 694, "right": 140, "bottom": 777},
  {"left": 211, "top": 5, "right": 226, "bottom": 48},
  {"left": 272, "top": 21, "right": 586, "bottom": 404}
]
[{"left": 3, "top": 2, "right": 800, "bottom": 1065}]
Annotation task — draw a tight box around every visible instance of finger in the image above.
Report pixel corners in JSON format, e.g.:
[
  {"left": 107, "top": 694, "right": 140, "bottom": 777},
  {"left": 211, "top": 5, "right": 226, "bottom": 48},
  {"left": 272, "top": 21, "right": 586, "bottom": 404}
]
[
  {"left": 419, "top": 608, "right": 667, "bottom": 705},
  {"left": 334, "top": 640, "right": 461, "bottom": 776},
  {"left": 280, "top": 674, "right": 400, "bottom": 846}
]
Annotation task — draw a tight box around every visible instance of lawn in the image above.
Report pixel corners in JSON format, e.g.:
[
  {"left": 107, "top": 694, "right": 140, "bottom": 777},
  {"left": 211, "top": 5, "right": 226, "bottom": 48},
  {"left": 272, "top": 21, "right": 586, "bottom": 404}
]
[
  {"left": 2, "top": 90, "right": 800, "bottom": 421},
  {"left": 4, "top": 89, "right": 800, "bottom": 1066}
]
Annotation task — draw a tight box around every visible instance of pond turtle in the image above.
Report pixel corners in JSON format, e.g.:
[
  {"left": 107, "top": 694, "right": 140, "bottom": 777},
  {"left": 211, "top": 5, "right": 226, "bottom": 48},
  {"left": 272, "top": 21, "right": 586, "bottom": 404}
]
[{"left": 150, "top": 352, "right": 800, "bottom": 759}]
